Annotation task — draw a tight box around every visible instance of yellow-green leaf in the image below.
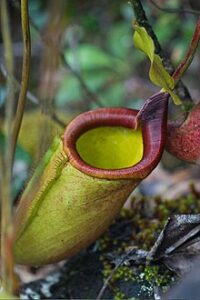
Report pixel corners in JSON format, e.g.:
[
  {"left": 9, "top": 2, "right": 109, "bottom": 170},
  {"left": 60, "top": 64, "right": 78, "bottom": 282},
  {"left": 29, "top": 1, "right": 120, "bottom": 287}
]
[
  {"left": 133, "top": 25, "right": 154, "bottom": 61},
  {"left": 133, "top": 24, "right": 182, "bottom": 105},
  {"left": 150, "top": 55, "right": 174, "bottom": 90},
  {"left": 168, "top": 90, "right": 182, "bottom": 105}
]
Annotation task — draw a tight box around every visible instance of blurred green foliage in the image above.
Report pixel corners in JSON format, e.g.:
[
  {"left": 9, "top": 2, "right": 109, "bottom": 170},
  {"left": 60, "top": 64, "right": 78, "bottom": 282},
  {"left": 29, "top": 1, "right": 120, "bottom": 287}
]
[
  {"left": 1, "top": 0, "right": 198, "bottom": 111},
  {"left": 15, "top": 1, "right": 192, "bottom": 110}
]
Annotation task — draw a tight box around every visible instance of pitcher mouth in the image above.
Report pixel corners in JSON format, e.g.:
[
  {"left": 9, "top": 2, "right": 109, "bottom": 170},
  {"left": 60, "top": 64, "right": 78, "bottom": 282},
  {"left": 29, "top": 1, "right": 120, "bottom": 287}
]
[{"left": 63, "top": 93, "right": 168, "bottom": 180}]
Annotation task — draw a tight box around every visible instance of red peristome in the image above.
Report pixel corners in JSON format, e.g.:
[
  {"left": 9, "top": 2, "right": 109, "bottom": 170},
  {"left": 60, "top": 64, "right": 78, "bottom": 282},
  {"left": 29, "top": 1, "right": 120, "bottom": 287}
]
[
  {"left": 166, "top": 103, "right": 200, "bottom": 163},
  {"left": 63, "top": 92, "right": 169, "bottom": 179}
]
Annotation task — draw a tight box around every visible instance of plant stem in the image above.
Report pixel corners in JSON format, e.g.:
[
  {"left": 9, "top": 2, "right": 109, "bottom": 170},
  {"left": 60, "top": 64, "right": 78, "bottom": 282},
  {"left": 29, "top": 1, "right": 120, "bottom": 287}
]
[
  {"left": 0, "top": 0, "right": 16, "bottom": 293},
  {"left": 0, "top": 0, "right": 31, "bottom": 292},
  {"left": 173, "top": 17, "right": 200, "bottom": 85},
  {"left": 135, "top": 17, "right": 200, "bottom": 126},
  {"left": 129, "top": 0, "right": 192, "bottom": 102},
  {"left": 10, "top": 0, "right": 31, "bottom": 168},
  {"left": 0, "top": 0, "right": 15, "bottom": 171},
  {"left": 129, "top": 0, "right": 162, "bottom": 54}
]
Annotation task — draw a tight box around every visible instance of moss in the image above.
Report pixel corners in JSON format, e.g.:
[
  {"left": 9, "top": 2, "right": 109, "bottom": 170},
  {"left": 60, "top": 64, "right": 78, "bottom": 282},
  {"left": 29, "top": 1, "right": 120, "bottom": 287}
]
[
  {"left": 142, "top": 265, "right": 174, "bottom": 287},
  {"left": 97, "top": 184, "right": 200, "bottom": 299},
  {"left": 113, "top": 266, "right": 135, "bottom": 282},
  {"left": 114, "top": 290, "right": 126, "bottom": 300}
]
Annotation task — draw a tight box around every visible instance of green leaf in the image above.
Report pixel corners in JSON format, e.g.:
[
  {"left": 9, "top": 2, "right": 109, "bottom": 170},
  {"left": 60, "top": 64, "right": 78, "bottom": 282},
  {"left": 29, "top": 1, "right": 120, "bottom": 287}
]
[
  {"left": 133, "top": 24, "right": 182, "bottom": 105},
  {"left": 150, "top": 54, "right": 174, "bottom": 90},
  {"left": 133, "top": 25, "right": 154, "bottom": 61},
  {"left": 168, "top": 90, "right": 183, "bottom": 106}
]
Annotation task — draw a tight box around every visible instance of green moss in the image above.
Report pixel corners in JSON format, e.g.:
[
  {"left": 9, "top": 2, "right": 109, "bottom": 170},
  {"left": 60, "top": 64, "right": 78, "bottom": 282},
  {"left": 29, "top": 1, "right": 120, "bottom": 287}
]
[
  {"left": 113, "top": 266, "right": 135, "bottom": 282},
  {"left": 114, "top": 290, "right": 126, "bottom": 300},
  {"left": 142, "top": 265, "right": 174, "bottom": 287},
  {"left": 97, "top": 184, "right": 200, "bottom": 299}
]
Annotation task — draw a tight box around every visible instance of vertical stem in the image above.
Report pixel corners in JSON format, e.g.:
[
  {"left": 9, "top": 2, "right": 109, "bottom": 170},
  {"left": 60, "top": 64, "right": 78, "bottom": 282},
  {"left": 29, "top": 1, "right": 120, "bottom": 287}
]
[
  {"left": 10, "top": 0, "right": 31, "bottom": 168},
  {"left": 0, "top": 0, "right": 31, "bottom": 294},
  {"left": 1, "top": 0, "right": 15, "bottom": 186},
  {"left": 129, "top": 0, "right": 170, "bottom": 68},
  {"left": 129, "top": 0, "right": 192, "bottom": 102},
  {"left": 0, "top": 0, "right": 15, "bottom": 293}
]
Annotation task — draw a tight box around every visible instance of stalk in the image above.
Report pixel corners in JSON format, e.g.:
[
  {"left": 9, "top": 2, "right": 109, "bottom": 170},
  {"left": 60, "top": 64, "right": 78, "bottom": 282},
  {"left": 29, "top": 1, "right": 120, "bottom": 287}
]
[
  {"left": 136, "top": 17, "right": 200, "bottom": 125},
  {"left": 0, "top": 0, "right": 15, "bottom": 293},
  {"left": 0, "top": 0, "right": 31, "bottom": 294},
  {"left": 129, "top": 0, "right": 192, "bottom": 102}
]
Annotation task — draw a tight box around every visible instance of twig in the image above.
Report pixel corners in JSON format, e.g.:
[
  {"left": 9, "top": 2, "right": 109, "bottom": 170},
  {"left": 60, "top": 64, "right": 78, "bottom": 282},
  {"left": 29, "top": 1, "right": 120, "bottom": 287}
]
[
  {"left": 0, "top": 64, "right": 36, "bottom": 103},
  {"left": 10, "top": 0, "right": 31, "bottom": 167},
  {"left": 60, "top": 52, "right": 103, "bottom": 107},
  {"left": 129, "top": 0, "right": 166, "bottom": 60},
  {"left": 129, "top": 0, "right": 192, "bottom": 102},
  {"left": 51, "top": 112, "right": 66, "bottom": 128},
  {"left": 149, "top": 0, "right": 200, "bottom": 15},
  {"left": 96, "top": 249, "right": 134, "bottom": 300}
]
